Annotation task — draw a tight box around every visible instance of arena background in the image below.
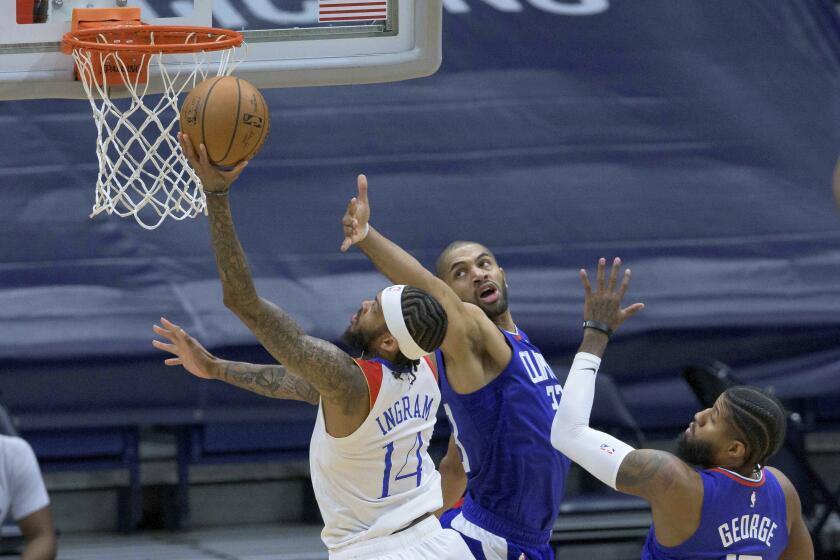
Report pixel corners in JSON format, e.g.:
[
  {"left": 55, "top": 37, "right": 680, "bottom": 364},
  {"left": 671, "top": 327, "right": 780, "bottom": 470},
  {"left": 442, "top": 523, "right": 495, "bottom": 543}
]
[{"left": 0, "top": 0, "right": 839, "bottom": 558}]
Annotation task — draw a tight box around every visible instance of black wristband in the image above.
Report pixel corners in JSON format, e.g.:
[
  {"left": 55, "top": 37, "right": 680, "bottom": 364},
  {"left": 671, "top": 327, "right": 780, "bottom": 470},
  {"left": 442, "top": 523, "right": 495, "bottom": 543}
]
[{"left": 583, "top": 320, "right": 613, "bottom": 337}]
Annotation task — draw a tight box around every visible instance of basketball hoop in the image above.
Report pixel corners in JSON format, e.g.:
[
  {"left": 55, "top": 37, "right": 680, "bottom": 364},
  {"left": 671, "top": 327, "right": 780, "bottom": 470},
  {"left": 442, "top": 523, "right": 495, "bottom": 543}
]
[{"left": 62, "top": 15, "right": 245, "bottom": 229}]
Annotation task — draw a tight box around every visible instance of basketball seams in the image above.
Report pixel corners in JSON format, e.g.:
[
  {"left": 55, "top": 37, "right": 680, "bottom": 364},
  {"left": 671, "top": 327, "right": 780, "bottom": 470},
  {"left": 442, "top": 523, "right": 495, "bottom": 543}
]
[
  {"left": 217, "top": 77, "right": 242, "bottom": 166},
  {"left": 200, "top": 77, "right": 224, "bottom": 163}
]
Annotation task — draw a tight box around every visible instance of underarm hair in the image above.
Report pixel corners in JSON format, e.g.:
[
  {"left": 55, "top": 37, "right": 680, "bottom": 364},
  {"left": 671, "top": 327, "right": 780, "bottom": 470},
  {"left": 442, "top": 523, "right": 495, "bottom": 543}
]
[{"left": 550, "top": 352, "right": 635, "bottom": 489}]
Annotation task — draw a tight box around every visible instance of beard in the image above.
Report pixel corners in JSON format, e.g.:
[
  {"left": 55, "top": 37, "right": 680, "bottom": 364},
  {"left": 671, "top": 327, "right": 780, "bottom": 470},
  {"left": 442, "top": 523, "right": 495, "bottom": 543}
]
[
  {"left": 675, "top": 432, "right": 716, "bottom": 468},
  {"left": 341, "top": 323, "right": 387, "bottom": 359},
  {"left": 341, "top": 326, "right": 371, "bottom": 358}
]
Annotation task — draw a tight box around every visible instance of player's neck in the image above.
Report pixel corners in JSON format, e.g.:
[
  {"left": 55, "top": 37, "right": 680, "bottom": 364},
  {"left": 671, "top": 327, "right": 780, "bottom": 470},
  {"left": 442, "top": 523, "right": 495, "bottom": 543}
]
[
  {"left": 375, "top": 348, "right": 399, "bottom": 364},
  {"left": 718, "top": 464, "right": 760, "bottom": 480},
  {"left": 492, "top": 311, "right": 516, "bottom": 332}
]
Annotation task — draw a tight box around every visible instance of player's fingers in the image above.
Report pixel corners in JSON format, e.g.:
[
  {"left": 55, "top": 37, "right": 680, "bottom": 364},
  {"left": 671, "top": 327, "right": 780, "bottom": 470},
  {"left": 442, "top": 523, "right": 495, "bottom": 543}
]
[
  {"left": 164, "top": 358, "right": 183, "bottom": 366},
  {"left": 343, "top": 197, "right": 356, "bottom": 220},
  {"left": 160, "top": 317, "right": 181, "bottom": 333},
  {"left": 357, "top": 174, "right": 369, "bottom": 204},
  {"left": 198, "top": 143, "right": 211, "bottom": 168},
  {"left": 622, "top": 302, "right": 645, "bottom": 318},
  {"left": 152, "top": 339, "right": 177, "bottom": 353},
  {"left": 179, "top": 133, "right": 194, "bottom": 157},
  {"left": 579, "top": 268, "right": 592, "bottom": 296},
  {"left": 340, "top": 237, "right": 352, "bottom": 252},
  {"left": 607, "top": 257, "right": 621, "bottom": 292},
  {"left": 596, "top": 257, "right": 606, "bottom": 292},
  {"left": 227, "top": 159, "right": 248, "bottom": 179},
  {"left": 617, "top": 268, "right": 632, "bottom": 300}
]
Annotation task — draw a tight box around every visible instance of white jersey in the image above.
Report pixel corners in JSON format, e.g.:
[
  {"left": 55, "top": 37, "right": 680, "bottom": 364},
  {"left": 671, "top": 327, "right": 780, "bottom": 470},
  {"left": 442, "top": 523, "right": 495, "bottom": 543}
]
[
  {"left": 310, "top": 356, "right": 443, "bottom": 551},
  {"left": 0, "top": 435, "right": 49, "bottom": 522}
]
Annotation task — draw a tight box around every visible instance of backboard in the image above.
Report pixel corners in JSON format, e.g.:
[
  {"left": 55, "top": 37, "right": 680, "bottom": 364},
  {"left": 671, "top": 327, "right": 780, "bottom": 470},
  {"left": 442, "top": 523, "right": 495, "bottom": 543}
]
[{"left": 1, "top": 0, "right": 441, "bottom": 99}]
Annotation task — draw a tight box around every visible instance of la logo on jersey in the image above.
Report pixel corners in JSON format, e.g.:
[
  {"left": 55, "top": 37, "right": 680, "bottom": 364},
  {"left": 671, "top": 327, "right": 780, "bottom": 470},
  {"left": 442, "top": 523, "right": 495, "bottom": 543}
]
[
  {"left": 600, "top": 443, "right": 615, "bottom": 455},
  {"left": 750, "top": 491, "right": 756, "bottom": 508},
  {"left": 518, "top": 349, "right": 564, "bottom": 410}
]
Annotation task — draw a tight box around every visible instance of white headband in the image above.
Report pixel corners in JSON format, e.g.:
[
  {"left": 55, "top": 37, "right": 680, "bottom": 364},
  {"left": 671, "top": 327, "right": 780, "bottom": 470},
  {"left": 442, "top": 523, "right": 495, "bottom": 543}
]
[{"left": 381, "top": 285, "right": 430, "bottom": 360}]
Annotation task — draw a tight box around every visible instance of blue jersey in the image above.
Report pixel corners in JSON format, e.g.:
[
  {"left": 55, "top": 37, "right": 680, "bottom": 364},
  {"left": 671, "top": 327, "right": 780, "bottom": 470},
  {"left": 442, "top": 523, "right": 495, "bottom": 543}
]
[
  {"left": 642, "top": 467, "right": 788, "bottom": 560},
  {"left": 439, "top": 327, "right": 571, "bottom": 547}
]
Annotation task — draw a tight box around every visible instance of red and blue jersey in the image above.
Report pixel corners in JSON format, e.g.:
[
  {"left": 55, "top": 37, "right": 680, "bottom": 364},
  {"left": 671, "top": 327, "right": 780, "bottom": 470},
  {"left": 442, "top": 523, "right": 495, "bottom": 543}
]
[
  {"left": 642, "top": 467, "right": 788, "bottom": 560},
  {"left": 439, "top": 327, "right": 571, "bottom": 548}
]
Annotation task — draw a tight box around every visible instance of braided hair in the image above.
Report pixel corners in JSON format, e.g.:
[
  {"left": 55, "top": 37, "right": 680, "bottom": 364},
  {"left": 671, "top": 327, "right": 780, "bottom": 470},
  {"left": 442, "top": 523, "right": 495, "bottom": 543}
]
[
  {"left": 722, "top": 386, "right": 787, "bottom": 472},
  {"left": 389, "top": 286, "right": 448, "bottom": 380}
]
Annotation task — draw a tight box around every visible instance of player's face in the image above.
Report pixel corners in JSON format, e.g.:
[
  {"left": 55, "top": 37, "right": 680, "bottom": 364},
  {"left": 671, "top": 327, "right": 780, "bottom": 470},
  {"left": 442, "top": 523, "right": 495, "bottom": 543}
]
[
  {"left": 341, "top": 292, "right": 388, "bottom": 356},
  {"left": 440, "top": 243, "right": 509, "bottom": 319},
  {"left": 677, "top": 395, "right": 746, "bottom": 469}
]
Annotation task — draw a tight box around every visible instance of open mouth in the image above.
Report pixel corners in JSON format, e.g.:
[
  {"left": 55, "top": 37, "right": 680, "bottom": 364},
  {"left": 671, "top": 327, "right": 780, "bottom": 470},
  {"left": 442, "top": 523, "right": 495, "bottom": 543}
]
[{"left": 478, "top": 283, "right": 499, "bottom": 304}]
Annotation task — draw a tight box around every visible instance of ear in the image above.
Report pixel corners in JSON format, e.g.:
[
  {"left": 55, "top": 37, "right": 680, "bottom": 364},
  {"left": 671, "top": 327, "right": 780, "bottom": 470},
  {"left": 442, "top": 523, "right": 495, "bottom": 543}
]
[
  {"left": 375, "top": 331, "right": 398, "bottom": 355},
  {"left": 726, "top": 438, "right": 749, "bottom": 466},
  {"left": 500, "top": 266, "right": 508, "bottom": 287}
]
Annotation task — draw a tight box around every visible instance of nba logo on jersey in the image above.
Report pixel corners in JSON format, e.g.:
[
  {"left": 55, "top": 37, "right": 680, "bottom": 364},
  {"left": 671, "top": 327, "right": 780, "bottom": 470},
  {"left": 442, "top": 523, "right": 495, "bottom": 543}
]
[
  {"left": 600, "top": 443, "right": 616, "bottom": 455},
  {"left": 750, "top": 491, "right": 756, "bottom": 509}
]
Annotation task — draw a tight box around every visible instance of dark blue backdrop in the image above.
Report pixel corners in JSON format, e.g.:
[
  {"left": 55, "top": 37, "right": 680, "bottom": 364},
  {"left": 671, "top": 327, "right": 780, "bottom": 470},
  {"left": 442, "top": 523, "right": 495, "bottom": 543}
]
[{"left": 1, "top": 0, "right": 839, "bottom": 430}]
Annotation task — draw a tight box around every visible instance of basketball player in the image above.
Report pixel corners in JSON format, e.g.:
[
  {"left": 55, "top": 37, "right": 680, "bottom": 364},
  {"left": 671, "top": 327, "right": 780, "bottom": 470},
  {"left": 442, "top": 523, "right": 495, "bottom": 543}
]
[
  {"left": 550, "top": 257, "right": 814, "bottom": 559},
  {"left": 171, "top": 133, "right": 475, "bottom": 560},
  {"left": 0, "top": 434, "right": 56, "bottom": 560},
  {"left": 340, "top": 175, "right": 569, "bottom": 560}
]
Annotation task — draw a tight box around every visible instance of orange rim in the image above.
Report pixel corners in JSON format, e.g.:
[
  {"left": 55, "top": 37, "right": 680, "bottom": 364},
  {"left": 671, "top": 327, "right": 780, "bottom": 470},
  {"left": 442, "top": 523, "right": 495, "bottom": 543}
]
[{"left": 61, "top": 25, "right": 244, "bottom": 55}]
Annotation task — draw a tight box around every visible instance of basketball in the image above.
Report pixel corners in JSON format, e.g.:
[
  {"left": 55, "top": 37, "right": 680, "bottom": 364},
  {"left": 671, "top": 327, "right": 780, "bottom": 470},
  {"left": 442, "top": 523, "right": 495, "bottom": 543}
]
[{"left": 179, "top": 76, "right": 270, "bottom": 167}]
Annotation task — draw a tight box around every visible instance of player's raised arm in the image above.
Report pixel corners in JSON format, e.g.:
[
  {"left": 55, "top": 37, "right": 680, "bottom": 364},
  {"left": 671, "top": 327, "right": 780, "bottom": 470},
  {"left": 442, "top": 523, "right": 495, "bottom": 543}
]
[
  {"left": 179, "top": 134, "right": 368, "bottom": 430},
  {"left": 152, "top": 318, "right": 320, "bottom": 404},
  {"left": 340, "top": 175, "right": 475, "bottom": 351},
  {"left": 551, "top": 258, "right": 704, "bottom": 543}
]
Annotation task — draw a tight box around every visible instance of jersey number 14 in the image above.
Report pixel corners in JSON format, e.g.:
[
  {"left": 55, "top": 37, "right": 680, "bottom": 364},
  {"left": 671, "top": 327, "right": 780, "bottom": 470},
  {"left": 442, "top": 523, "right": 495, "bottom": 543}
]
[{"left": 380, "top": 432, "right": 424, "bottom": 499}]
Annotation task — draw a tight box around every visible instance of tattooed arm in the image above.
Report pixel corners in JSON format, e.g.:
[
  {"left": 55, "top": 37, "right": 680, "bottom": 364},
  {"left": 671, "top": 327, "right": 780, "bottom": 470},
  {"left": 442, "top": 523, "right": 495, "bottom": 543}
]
[
  {"left": 615, "top": 450, "right": 703, "bottom": 545},
  {"left": 217, "top": 361, "right": 320, "bottom": 404},
  {"left": 178, "top": 134, "right": 369, "bottom": 434},
  {"left": 153, "top": 318, "right": 319, "bottom": 404}
]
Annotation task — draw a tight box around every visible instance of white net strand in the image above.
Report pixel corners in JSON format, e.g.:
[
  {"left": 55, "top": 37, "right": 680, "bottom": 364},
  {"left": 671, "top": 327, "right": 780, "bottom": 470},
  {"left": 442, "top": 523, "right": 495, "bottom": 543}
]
[{"left": 71, "top": 32, "right": 243, "bottom": 230}]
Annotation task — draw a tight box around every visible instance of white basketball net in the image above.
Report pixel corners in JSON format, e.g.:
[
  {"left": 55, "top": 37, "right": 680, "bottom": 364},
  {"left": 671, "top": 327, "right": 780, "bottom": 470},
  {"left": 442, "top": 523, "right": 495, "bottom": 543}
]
[{"left": 71, "top": 36, "right": 244, "bottom": 230}]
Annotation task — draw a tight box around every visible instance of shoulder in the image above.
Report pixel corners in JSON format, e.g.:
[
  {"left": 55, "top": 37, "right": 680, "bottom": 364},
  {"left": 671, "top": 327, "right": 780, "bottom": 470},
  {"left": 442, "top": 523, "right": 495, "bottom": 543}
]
[
  {"left": 0, "top": 435, "right": 40, "bottom": 481},
  {"left": 442, "top": 302, "right": 491, "bottom": 353},
  {"left": 0, "top": 435, "right": 35, "bottom": 461},
  {"left": 462, "top": 302, "right": 484, "bottom": 317},
  {"left": 765, "top": 466, "right": 801, "bottom": 510},
  {"left": 352, "top": 358, "right": 385, "bottom": 407},
  {"left": 765, "top": 466, "right": 793, "bottom": 492}
]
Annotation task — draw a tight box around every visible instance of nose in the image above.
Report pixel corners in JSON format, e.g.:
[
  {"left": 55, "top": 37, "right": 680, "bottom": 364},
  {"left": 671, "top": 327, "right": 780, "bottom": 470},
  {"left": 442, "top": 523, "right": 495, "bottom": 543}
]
[{"left": 470, "top": 266, "right": 488, "bottom": 284}]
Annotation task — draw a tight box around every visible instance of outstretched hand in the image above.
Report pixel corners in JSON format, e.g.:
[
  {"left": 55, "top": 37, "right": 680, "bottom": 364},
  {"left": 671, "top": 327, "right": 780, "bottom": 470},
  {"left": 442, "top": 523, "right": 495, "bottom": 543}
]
[
  {"left": 178, "top": 132, "right": 248, "bottom": 193},
  {"left": 152, "top": 317, "right": 218, "bottom": 380},
  {"left": 580, "top": 257, "right": 644, "bottom": 333},
  {"left": 340, "top": 174, "right": 371, "bottom": 252}
]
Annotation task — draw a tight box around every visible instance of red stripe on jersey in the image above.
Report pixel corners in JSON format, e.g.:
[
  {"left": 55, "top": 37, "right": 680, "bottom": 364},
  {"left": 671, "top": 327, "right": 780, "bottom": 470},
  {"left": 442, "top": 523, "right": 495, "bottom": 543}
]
[
  {"left": 423, "top": 354, "right": 439, "bottom": 383},
  {"left": 710, "top": 467, "right": 766, "bottom": 487},
  {"left": 353, "top": 358, "right": 384, "bottom": 408}
]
